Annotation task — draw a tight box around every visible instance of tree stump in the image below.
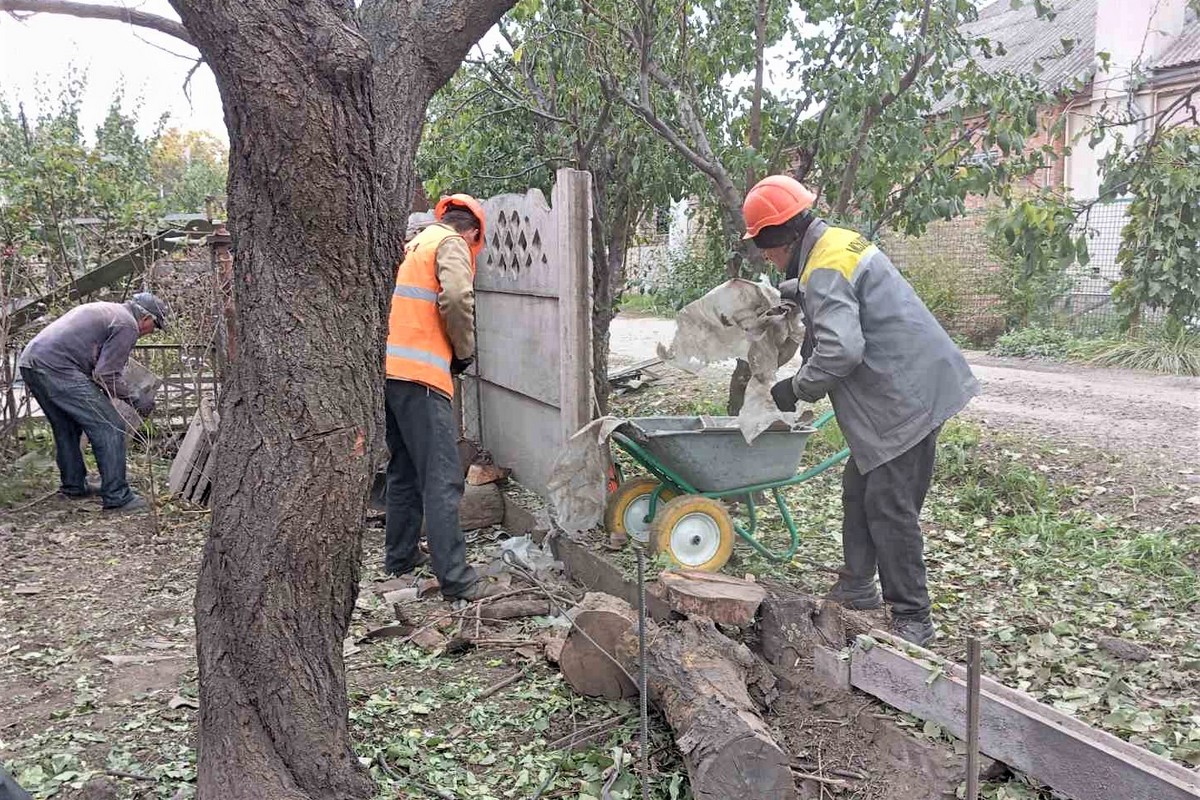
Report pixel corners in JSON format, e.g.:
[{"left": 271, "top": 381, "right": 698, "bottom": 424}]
[
  {"left": 616, "top": 613, "right": 795, "bottom": 799},
  {"left": 658, "top": 569, "right": 766, "bottom": 626},
  {"left": 558, "top": 593, "right": 638, "bottom": 699},
  {"left": 460, "top": 482, "right": 505, "bottom": 531}
]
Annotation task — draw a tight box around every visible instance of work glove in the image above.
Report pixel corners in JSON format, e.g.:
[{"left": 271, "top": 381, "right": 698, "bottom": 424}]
[
  {"left": 450, "top": 356, "right": 474, "bottom": 376},
  {"left": 771, "top": 376, "right": 799, "bottom": 412},
  {"left": 134, "top": 397, "right": 155, "bottom": 417}
]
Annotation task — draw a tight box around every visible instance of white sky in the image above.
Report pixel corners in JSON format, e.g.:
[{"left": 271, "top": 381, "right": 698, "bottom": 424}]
[{"left": 1, "top": 1, "right": 223, "bottom": 141}]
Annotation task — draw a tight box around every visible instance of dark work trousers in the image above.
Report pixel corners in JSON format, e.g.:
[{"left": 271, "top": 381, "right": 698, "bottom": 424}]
[
  {"left": 384, "top": 379, "right": 477, "bottom": 596},
  {"left": 20, "top": 366, "right": 135, "bottom": 509},
  {"left": 841, "top": 426, "right": 941, "bottom": 621},
  {"left": 0, "top": 765, "right": 33, "bottom": 800}
]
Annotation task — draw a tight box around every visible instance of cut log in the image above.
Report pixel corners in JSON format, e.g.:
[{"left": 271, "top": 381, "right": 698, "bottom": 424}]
[
  {"left": 558, "top": 593, "right": 638, "bottom": 699},
  {"left": 614, "top": 610, "right": 795, "bottom": 800},
  {"left": 658, "top": 569, "right": 766, "bottom": 626},
  {"left": 477, "top": 599, "right": 551, "bottom": 620},
  {"left": 460, "top": 482, "right": 505, "bottom": 531}
]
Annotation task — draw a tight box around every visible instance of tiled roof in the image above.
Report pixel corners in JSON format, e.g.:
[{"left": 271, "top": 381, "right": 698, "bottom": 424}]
[
  {"left": 1154, "top": 23, "right": 1200, "bottom": 69},
  {"left": 958, "top": 0, "right": 1097, "bottom": 90}
]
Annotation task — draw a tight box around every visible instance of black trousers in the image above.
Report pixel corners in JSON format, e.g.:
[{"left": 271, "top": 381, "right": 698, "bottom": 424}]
[
  {"left": 840, "top": 427, "right": 940, "bottom": 621},
  {"left": 383, "top": 379, "right": 476, "bottom": 596}
]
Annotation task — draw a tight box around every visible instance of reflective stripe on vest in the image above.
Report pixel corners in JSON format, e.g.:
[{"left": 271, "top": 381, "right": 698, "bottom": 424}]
[
  {"left": 385, "top": 223, "right": 471, "bottom": 397},
  {"left": 393, "top": 284, "right": 439, "bottom": 302}
]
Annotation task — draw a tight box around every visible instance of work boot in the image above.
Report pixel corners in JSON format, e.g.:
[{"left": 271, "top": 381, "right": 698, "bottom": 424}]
[
  {"left": 891, "top": 617, "right": 936, "bottom": 647},
  {"left": 60, "top": 480, "right": 101, "bottom": 499},
  {"left": 103, "top": 495, "right": 148, "bottom": 513},
  {"left": 444, "top": 576, "right": 506, "bottom": 603},
  {"left": 825, "top": 577, "right": 883, "bottom": 611}
]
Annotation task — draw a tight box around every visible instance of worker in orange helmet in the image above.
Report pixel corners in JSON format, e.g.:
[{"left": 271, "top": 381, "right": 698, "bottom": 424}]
[
  {"left": 383, "top": 193, "right": 503, "bottom": 602},
  {"left": 744, "top": 175, "right": 979, "bottom": 646}
]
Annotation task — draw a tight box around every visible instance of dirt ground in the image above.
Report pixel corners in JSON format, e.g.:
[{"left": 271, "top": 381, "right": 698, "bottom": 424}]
[{"left": 608, "top": 313, "right": 1200, "bottom": 472}]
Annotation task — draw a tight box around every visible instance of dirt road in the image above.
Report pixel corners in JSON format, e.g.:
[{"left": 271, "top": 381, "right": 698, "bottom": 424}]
[{"left": 609, "top": 314, "right": 1200, "bottom": 470}]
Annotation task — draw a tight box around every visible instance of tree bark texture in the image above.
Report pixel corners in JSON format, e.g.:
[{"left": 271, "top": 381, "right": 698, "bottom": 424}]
[
  {"left": 616, "top": 615, "right": 795, "bottom": 799},
  {"left": 163, "top": 1, "right": 517, "bottom": 797}
]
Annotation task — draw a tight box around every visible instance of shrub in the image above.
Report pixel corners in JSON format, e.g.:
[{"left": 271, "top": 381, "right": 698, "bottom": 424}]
[
  {"left": 1077, "top": 328, "right": 1200, "bottom": 376},
  {"left": 990, "top": 327, "right": 1081, "bottom": 359}
]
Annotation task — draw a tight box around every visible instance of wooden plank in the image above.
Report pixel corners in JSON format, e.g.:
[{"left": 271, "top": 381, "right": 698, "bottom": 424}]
[
  {"left": 187, "top": 444, "right": 218, "bottom": 505},
  {"left": 849, "top": 630, "right": 1200, "bottom": 800},
  {"left": 168, "top": 410, "right": 206, "bottom": 495}
]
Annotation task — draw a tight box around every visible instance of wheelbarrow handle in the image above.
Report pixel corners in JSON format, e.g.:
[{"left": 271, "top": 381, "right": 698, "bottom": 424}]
[{"left": 813, "top": 409, "right": 837, "bottom": 429}]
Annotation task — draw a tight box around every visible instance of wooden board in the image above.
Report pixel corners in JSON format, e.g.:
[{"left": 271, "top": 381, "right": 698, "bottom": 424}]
[
  {"left": 167, "top": 409, "right": 206, "bottom": 494},
  {"left": 849, "top": 630, "right": 1200, "bottom": 800}
]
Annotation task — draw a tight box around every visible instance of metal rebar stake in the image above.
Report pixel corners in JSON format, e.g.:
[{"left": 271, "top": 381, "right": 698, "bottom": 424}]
[
  {"left": 636, "top": 545, "right": 650, "bottom": 800},
  {"left": 966, "top": 637, "right": 982, "bottom": 800}
]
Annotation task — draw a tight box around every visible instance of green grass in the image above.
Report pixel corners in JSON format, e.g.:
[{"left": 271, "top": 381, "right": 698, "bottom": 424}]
[
  {"left": 991, "top": 325, "right": 1200, "bottom": 376},
  {"left": 1077, "top": 328, "right": 1200, "bottom": 376}
]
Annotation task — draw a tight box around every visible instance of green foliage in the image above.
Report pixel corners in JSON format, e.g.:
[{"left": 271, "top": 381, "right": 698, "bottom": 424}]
[
  {"left": 896, "top": 250, "right": 967, "bottom": 331},
  {"left": 618, "top": 292, "right": 673, "bottom": 317},
  {"left": 1078, "top": 328, "right": 1200, "bottom": 376},
  {"left": 0, "top": 76, "right": 227, "bottom": 301},
  {"left": 990, "top": 327, "right": 1082, "bottom": 360},
  {"left": 654, "top": 248, "right": 728, "bottom": 311},
  {"left": 989, "top": 326, "right": 1199, "bottom": 375},
  {"left": 1111, "top": 128, "right": 1200, "bottom": 330},
  {"left": 986, "top": 198, "right": 1080, "bottom": 328}
]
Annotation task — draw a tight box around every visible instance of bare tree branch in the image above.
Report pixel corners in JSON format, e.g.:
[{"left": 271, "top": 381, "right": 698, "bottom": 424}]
[
  {"left": 0, "top": 0, "right": 193, "bottom": 44},
  {"left": 834, "top": 0, "right": 934, "bottom": 214}
]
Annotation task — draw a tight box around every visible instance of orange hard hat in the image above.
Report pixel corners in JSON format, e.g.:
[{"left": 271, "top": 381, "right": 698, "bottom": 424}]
[
  {"left": 742, "top": 175, "right": 817, "bottom": 239},
  {"left": 435, "top": 193, "right": 487, "bottom": 255}
]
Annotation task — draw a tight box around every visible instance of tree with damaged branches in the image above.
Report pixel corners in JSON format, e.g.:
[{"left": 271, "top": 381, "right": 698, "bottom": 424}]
[
  {"left": 418, "top": 1, "right": 689, "bottom": 411},
  {"left": 0, "top": 0, "right": 517, "bottom": 797},
  {"left": 574, "top": 0, "right": 1057, "bottom": 273}
]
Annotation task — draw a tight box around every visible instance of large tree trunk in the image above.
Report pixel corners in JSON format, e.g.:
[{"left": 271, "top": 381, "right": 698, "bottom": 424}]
[
  {"left": 172, "top": 2, "right": 382, "bottom": 797},
  {"left": 590, "top": 184, "right": 633, "bottom": 415},
  {"left": 165, "top": 2, "right": 516, "bottom": 798}
]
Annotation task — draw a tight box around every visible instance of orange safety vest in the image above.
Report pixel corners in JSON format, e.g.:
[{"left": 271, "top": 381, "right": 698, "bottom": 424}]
[{"left": 385, "top": 224, "right": 475, "bottom": 397}]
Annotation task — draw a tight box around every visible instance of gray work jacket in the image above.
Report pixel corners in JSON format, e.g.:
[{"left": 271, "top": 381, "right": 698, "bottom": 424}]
[{"left": 788, "top": 220, "right": 979, "bottom": 472}]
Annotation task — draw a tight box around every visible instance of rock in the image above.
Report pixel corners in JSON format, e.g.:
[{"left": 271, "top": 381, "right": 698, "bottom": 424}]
[
  {"left": 412, "top": 627, "right": 449, "bottom": 652},
  {"left": 1097, "top": 635, "right": 1153, "bottom": 662},
  {"left": 658, "top": 569, "right": 767, "bottom": 626},
  {"left": 77, "top": 777, "right": 120, "bottom": 800}
]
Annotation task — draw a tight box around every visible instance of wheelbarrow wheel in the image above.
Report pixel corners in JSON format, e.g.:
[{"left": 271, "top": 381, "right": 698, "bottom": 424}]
[
  {"left": 604, "top": 478, "right": 678, "bottom": 546},
  {"left": 653, "top": 496, "right": 735, "bottom": 572}
]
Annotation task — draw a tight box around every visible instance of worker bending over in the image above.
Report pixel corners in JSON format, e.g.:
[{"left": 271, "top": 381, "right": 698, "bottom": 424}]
[
  {"left": 18, "top": 293, "right": 169, "bottom": 512},
  {"left": 384, "top": 194, "right": 501, "bottom": 601},
  {"left": 745, "top": 175, "right": 979, "bottom": 645}
]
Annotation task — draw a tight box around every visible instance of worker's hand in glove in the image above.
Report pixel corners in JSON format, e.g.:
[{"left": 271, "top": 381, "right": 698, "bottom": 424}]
[
  {"left": 771, "top": 376, "right": 799, "bottom": 412},
  {"left": 450, "top": 356, "right": 475, "bottom": 376},
  {"left": 134, "top": 397, "right": 155, "bottom": 417}
]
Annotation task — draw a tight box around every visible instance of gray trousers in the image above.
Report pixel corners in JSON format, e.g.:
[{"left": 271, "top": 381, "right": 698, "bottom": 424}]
[
  {"left": 841, "top": 427, "right": 940, "bottom": 621},
  {"left": 384, "top": 379, "right": 476, "bottom": 596}
]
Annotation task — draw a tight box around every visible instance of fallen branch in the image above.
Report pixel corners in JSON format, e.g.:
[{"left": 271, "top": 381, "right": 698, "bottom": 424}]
[
  {"left": 476, "top": 667, "right": 529, "bottom": 700},
  {"left": 790, "top": 768, "right": 849, "bottom": 787},
  {"left": 105, "top": 769, "right": 157, "bottom": 782}
]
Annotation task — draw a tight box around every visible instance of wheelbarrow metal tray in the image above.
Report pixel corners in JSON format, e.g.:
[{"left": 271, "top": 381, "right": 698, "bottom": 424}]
[{"left": 625, "top": 416, "right": 817, "bottom": 493}]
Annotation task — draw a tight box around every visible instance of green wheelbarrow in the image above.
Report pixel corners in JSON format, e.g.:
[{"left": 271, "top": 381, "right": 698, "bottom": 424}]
[{"left": 606, "top": 411, "right": 850, "bottom": 572}]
